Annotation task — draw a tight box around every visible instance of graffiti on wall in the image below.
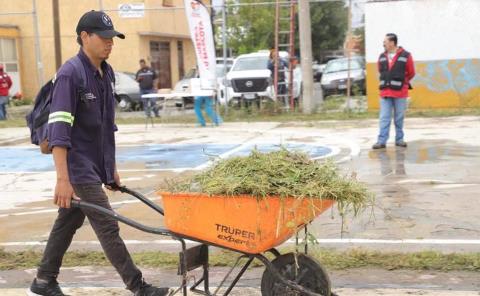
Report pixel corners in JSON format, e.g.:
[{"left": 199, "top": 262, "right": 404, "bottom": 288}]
[
  {"left": 367, "top": 59, "right": 480, "bottom": 108},
  {"left": 413, "top": 59, "right": 480, "bottom": 94}
]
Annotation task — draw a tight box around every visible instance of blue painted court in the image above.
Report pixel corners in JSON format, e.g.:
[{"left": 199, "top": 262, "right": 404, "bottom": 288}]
[{"left": 0, "top": 143, "right": 332, "bottom": 172}]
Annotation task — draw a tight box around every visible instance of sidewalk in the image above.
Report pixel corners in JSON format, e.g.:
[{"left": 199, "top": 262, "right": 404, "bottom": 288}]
[{"left": 2, "top": 266, "right": 479, "bottom": 295}]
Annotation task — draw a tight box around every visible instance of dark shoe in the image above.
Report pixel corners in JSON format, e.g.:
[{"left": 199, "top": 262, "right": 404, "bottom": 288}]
[
  {"left": 372, "top": 143, "right": 386, "bottom": 149},
  {"left": 28, "top": 278, "right": 69, "bottom": 296},
  {"left": 396, "top": 141, "right": 407, "bottom": 148},
  {"left": 134, "top": 280, "right": 170, "bottom": 296}
]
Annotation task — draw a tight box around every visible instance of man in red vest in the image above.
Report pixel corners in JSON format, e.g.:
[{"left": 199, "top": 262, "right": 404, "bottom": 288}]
[
  {"left": 0, "top": 65, "right": 13, "bottom": 120},
  {"left": 372, "top": 33, "right": 415, "bottom": 149}
]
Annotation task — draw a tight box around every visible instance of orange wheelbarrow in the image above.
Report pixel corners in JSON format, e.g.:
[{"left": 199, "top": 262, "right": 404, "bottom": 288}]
[{"left": 72, "top": 185, "right": 336, "bottom": 296}]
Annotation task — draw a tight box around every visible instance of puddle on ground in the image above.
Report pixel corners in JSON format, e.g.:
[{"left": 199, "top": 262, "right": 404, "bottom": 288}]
[{"left": 368, "top": 140, "right": 480, "bottom": 165}]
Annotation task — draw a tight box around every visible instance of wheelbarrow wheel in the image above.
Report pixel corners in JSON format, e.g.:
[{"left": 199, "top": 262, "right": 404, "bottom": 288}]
[{"left": 260, "top": 253, "right": 331, "bottom": 296}]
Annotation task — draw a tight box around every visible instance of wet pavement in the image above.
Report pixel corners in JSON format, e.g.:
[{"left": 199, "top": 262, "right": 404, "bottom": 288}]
[
  {"left": 1, "top": 117, "right": 479, "bottom": 252},
  {"left": 1, "top": 116, "right": 479, "bottom": 294}
]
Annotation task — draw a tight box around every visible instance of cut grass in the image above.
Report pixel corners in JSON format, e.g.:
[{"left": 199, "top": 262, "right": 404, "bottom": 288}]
[
  {"left": 170, "top": 149, "right": 372, "bottom": 217},
  {"left": 1, "top": 248, "right": 479, "bottom": 272}
]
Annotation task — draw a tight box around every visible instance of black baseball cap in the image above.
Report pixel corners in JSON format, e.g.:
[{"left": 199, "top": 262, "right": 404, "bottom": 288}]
[{"left": 76, "top": 10, "right": 125, "bottom": 39}]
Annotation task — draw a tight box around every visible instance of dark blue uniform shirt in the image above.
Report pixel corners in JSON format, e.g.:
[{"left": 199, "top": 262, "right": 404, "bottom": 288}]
[{"left": 48, "top": 49, "right": 117, "bottom": 185}]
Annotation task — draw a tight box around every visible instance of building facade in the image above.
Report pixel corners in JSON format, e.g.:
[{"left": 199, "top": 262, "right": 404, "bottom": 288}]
[
  {"left": 365, "top": 0, "right": 480, "bottom": 109},
  {"left": 0, "top": 0, "right": 209, "bottom": 98}
]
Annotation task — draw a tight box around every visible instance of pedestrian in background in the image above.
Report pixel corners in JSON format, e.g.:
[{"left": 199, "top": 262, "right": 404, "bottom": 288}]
[
  {"left": 268, "top": 48, "right": 288, "bottom": 105},
  {"left": 0, "top": 65, "right": 12, "bottom": 120},
  {"left": 373, "top": 33, "right": 415, "bottom": 149},
  {"left": 136, "top": 59, "right": 159, "bottom": 117},
  {"left": 194, "top": 95, "right": 222, "bottom": 127}
]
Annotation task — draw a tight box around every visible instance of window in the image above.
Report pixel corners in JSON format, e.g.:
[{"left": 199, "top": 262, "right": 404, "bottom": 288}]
[
  {"left": 150, "top": 42, "right": 160, "bottom": 52},
  {"left": 177, "top": 41, "right": 184, "bottom": 79},
  {"left": 0, "top": 38, "right": 19, "bottom": 73},
  {"left": 0, "top": 38, "right": 17, "bottom": 62},
  {"left": 232, "top": 57, "right": 269, "bottom": 71},
  {"left": 5, "top": 63, "right": 17, "bottom": 72},
  {"left": 150, "top": 41, "right": 172, "bottom": 88}
]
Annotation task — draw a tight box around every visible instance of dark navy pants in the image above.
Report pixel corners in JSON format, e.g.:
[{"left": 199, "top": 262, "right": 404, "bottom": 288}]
[{"left": 37, "top": 184, "right": 143, "bottom": 292}]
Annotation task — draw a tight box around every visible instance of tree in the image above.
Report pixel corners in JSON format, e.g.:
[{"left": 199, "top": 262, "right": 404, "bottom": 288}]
[
  {"left": 216, "top": 1, "right": 348, "bottom": 59},
  {"left": 310, "top": 2, "right": 348, "bottom": 61},
  {"left": 221, "top": 0, "right": 275, "bottom": 55}
]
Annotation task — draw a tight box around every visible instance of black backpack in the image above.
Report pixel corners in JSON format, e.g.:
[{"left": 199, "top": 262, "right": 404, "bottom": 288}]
[{"left": 26, "top": 56, "right": 87, "bottom": 154}]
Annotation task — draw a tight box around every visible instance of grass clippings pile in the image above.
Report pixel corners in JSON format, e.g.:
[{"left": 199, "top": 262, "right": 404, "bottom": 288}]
[{"left": 170, "top": 148, "right": 372, "bottom": 215}]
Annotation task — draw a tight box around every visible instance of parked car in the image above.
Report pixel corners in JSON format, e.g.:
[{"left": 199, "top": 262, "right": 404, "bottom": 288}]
[
  {"left": 312, "top": 61, "right": 323, "bottom": 82},
  {"left": 173, "top": 68, "right": 198, "bottom": 93},
  {"left": 320, "top": 57, "right": 366, "bottom": 98},
  {"left": 223, "top": 51, "right": 301, "bottom": 106},
  {"left": 216, "top": 57, "right": 234, "bottom": 68},
  {"left": 313, "top": 55, "right": 344, "bottom": 82},
  {"left": 215, "top": 63, "right": 232, "bottom": 104},
  {"left": 225, "top": 52, "right": 271, "bottom": 106},
  {"left": 115, "top": 71, "right": 142, "bottom": 111},
  {"left": 173, "top": 62, "right": 233, "bottom": 107}
]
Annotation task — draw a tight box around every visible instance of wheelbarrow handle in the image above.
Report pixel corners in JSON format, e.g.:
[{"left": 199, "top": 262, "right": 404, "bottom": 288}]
[
  {"left": 107, "top": 183, "right": 164, "bottom": 216},
  {"left": 71, "top": 199, "right": 171, "bottom": 236}
]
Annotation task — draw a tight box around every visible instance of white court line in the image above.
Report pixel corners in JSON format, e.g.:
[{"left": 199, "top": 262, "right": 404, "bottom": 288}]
[
  {"left": 191, "top": 130, "right": 274, "bottom": 171},
  {"left": 3, "top": 238, "right": 480, "bottom": 247}
]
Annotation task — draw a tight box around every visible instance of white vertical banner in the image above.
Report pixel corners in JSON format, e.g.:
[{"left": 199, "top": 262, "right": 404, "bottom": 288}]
[{"left": 184, "top": 0, "right": 217, "bottom": 90}]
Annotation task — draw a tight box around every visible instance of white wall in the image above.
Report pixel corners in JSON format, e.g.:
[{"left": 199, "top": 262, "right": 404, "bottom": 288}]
[{"left": 365, "top": 0, "right": 480, "bottom": 62}]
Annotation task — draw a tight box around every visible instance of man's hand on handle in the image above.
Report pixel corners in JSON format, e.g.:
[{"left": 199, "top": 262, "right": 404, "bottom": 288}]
[
  {"left": 105, "top": 169, "right": 122, "bottom": 191},
  {"left": 54, "top": 178, "right": 79, "bottom": 208},
  {"left": 52, "top": 146, "right": 80, "bottom": 208}
]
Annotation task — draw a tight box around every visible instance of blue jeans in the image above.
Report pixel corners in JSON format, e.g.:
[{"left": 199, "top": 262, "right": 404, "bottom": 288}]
[
  {"left": 0, "top": 96, "right": 8, "bottom": 120},
  {"left": 194, "top": 96, "right": 222, "bottom": 126},
  {"left": 377, "top": 97, "right": 407, "bottom": 145},
  {"left": 141, "top": 89, "right": 158, "bottom": 117}
]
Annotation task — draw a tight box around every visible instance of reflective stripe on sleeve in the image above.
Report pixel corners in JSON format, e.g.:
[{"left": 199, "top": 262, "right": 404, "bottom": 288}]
[{"left": 48, "top": 111, "right": 74, "bottom": 126}]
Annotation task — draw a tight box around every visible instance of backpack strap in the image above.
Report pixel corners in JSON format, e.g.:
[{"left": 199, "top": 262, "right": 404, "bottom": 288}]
[
  {"left": 67, "top": 55, "right": 87, "bottom": 90},
  {"left": 104, "top": 64, "right": 115, "bottom": 85}
]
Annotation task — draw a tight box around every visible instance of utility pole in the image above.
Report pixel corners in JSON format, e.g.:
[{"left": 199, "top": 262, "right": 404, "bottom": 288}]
[
  {"left": 32, "top": 0, "right": 44, "bottom": 86},
  {"left": 222, "top": 0, "right": 229, "bottom": 115},
  {"left": 298, "top": 0, "right": 315, "bottom": 114},
  {"left": 346, "top": 0, "right": 352, "bottom": 109},
  {"left": 98, "top": 0, "right": 104, "bottom": 11},
  {"left": 210, "top": 5, "right": 221, "bottom": 120},
  {"left": 52, "top": 0, "right": 62, "bottom": 70}
]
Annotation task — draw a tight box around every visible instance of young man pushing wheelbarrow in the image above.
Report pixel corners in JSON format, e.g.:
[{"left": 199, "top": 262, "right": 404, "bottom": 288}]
[{"left": 28, "top": 11, "right": 170, "bottom": 296}]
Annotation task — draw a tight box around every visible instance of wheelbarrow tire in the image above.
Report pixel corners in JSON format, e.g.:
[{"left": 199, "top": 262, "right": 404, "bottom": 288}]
[{"left": 260, "top": 253, "right": 331, "bottom": 296}]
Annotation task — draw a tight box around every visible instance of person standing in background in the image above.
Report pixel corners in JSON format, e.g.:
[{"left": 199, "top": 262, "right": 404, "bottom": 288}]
[
  {"left": 372, "top": 33, "right": 415, "bottom": 149},
  {"left": 267, "top": 49, "right": 288, "bottom": 105},
  {"left": 136, "top": 59, "right": 159, "bottom": 117},
  {"left": 0, "top": 65, "right": 12, "bottom": 120},
  {"left": 194, "top": 95, "right": 222, "bottom": 127}
]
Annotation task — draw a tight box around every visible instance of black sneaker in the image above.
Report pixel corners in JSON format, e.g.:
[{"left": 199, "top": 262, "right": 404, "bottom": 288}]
[
  {"left": 396, "top": 141, "right": 407, "bottom": 148},
  {"left": 372, "top": 143, "right": 386, "bottom": 149},
  {"left": 134, "top": 280, "right": 171, "bottom": 296},
  {"left": 28, "top": 278, "right": 69, "bottom": 296}
]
